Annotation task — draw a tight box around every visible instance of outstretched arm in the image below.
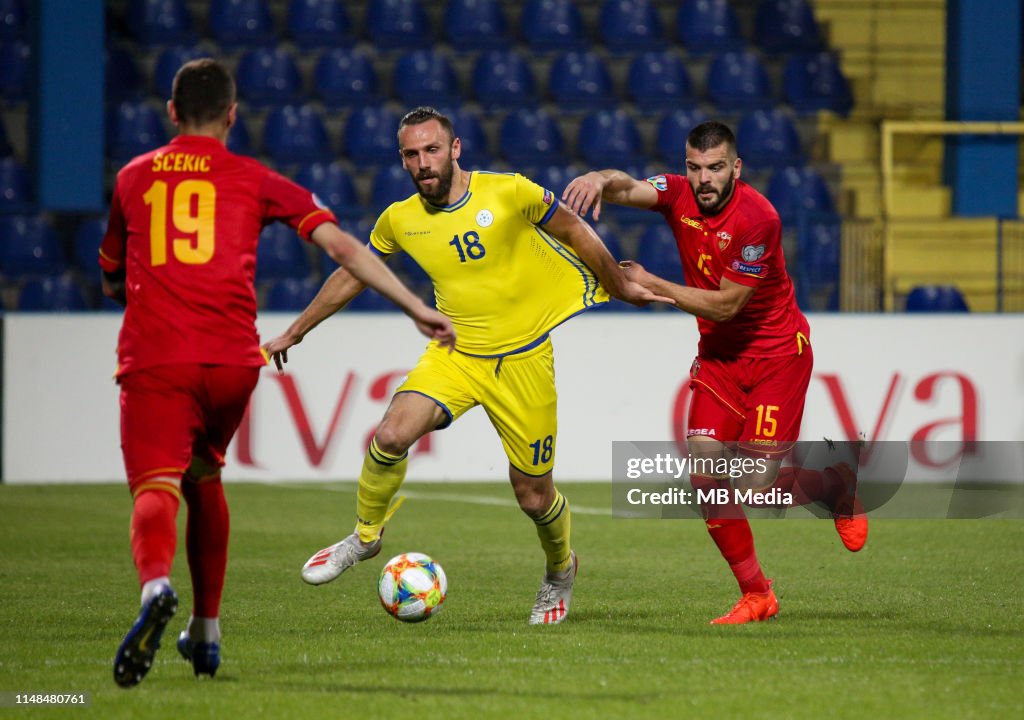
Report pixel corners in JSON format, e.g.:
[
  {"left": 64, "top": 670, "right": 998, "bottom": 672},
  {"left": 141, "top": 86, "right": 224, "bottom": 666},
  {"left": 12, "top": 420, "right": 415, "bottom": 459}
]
[
  {"left": 621, "top": 261, "right": 755, "bottom": 322},
  {"left": 561, "top": 169, "right": 659, "bottom": 221}
]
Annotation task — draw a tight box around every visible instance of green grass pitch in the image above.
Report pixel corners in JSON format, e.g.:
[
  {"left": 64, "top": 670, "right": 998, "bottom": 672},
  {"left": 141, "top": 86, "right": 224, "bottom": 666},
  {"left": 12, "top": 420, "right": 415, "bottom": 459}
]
[{"left": 1, "top": 482, "right": 1021, "bottom": 719}]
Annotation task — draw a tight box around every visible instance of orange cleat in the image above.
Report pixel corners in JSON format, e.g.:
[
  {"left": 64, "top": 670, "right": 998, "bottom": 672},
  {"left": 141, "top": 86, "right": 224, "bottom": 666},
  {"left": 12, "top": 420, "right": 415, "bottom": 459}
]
[
  {"left": 827, "top": 462, "right": 868, "bottom": 552},
  {"left": 710, "top": 581, "right": 779, "bottom": 625}
]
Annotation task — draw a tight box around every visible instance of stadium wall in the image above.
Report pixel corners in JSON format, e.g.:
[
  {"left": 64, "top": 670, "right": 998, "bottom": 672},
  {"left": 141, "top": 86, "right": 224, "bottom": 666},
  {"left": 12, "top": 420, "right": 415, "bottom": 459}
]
[{"left": 2, "top": 313, "right": 1021, "bottom": 484}]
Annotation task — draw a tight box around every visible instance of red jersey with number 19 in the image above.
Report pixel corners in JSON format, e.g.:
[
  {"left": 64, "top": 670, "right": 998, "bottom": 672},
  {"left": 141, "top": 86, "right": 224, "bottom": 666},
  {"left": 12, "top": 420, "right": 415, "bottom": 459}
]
[
  {"left": 646, "top": 174, "right": 809, "bottom": 358},
  {"left": 100, "top": 135, "right": 336, "bottom": 376}
]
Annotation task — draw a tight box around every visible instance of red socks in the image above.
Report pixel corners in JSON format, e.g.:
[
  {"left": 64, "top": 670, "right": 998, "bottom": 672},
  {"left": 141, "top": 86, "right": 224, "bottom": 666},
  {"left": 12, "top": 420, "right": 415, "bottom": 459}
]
[
  {"left": 705, "top": 518, "right": 771, "bottom": 595},
  {"left": 182, "top": 477, "right": 230, "bottom": 618},
  {"left": 130, "top": 489, "right": 180, "bottom": 584}
]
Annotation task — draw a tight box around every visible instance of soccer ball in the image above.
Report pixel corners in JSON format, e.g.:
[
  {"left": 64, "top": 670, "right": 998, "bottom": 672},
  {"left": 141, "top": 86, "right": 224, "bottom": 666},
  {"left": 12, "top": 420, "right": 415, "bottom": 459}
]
[{"left": 377, "top": 552, "right": 447, "bottom": 623}]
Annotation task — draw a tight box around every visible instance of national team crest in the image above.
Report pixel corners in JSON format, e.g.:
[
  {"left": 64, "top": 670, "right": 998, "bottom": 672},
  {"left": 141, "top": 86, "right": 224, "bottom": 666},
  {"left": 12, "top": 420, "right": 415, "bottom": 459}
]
[
  {"left": 717, "top": 231, "right": 732, "bottom": 251},
  {"left": 476, "top": 209, "right": 494, "bottom": 227},
  {"left": 741, "top": 244, "right": 765, "bottom": 262},
  {"left": 645, "top": 175, "right": 668, "bottom": 192}
]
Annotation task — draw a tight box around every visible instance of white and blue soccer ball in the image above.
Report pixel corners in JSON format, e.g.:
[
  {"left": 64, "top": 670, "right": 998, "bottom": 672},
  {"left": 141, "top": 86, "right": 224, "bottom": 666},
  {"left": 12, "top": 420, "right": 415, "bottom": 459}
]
[{"left": 377, "top": 552, "right": 447, "bottom": 623}]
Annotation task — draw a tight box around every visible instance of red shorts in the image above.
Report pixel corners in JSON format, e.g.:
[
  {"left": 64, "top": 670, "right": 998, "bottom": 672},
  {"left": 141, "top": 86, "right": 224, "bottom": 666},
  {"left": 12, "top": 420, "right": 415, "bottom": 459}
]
[
  {"left": 119, "top": 364, "right": 260, "bottom": 493},
  {"left": 687, "top": 346, "right": 813, "bottom": 457}
]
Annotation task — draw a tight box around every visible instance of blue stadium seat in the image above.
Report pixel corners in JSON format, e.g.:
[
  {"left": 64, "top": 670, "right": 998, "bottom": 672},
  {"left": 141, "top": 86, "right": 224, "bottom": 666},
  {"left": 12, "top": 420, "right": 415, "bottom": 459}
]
[
  {"left": 342, "top": 106, "right": 400, "bottom": 167},
  {"left": 0, "top": 40, "right": 30, "bottom": 102},
  {"left": 783, "top": 51, "right": 853, "bottom": 116},
  {"left": 0, "top": 157, "right": 31, "bottom": 212},
  {"left": 577, "top": 110, "right": 643, "bottom": 167},
  {"left": 0, "top": 113, "right": 10, "bottom": 157},
  {"left": 521, "top": 0, "right": 585, "bottom": 52},
  {"left": 264, "top": 277, "right": 320, "bottom": 311},
  {"left": 636, "top": 224, "right": 684, "bottom": 281},
  {"left": 706, "top": 50, "right": 774, "bottom": 111},
  {"left": 395, "top": 251, "right": 432, "bottom": 294},
  {"left": 18, "top": 275, "right": 89, "bottom": 311},
  {"left": 443, "top": 0, "right": 509, "bottom": 51},
  {"left": 765, "top": 165, "right": 836, "bottom": 225},
  {"left": 257, "top": 223, "right": 311, "bottom": 281},
  {"left": 127, "top": 0, "right": 194, "bottom": 47},
  {"left": 0, "top": 216, "right": 67, "bottom": 277},
  {"left": 905, "top": 285, "right": 969, "bottom": 313},
  {"left": 366, "top": 0, "right": 430, "bottom": 50},
  {"left": 591, "top": 220, "right": 625, "bottom": 260},
  {"left": 107, "top": 101, "right": 168, "bottom": 163},
  {"left": 287, "top": 0, "right": 352, "bottom": 48},
  {"left": 314, "top": 48, "right": 379, "bottom": 108},
  {"left": 393, "top": 50, "right": 459, "bottom": 107},
  {"left": 347, "top": 288, "right": 397, "bottom": 311},
  {"left": 472, "top": 49, "right": 537, "bottom": 111},
  {"left": 236, "top": 48, "right": 303, "bottom": 108},
  {"left": 548, "top": 50, "right": 614, "bottom": 112},
  {"left": 736, "top": 108, "right": 803, "bottom": 171},
  {"left": 795, "top": 218, "right": 840, "bottom": 311},
  {"left": 153, "top": 45, "right": 207, "bottom": 99},
  {"left": 262, "top": 104, "right": 330, "bottom": 165},
  {"left": 105, "top": 46, "right": 146, "bottom": 103},
  {"left": 677, "top": 0, "right": 744, "bottom": 56},
  {"left": 655, "top": 107, "right": 711, "bottom": 164},
  {"left": 293, "top": 161, "right": 361, "bottom": 218},
  {"left": 208, "top": 0, "right": 273, "bottom": 48},
  {"left": 628, "top": 50, "right": 695, "bottom": 111},
  {"left": 320, "top": 216, "right": 375, "bottom": 273},
  {"left": 72, "top": 216, "right": 108, "bottom": 273},
  {"left": 598, "top": 0, "right": 664, "bottom": 52},
  {"left": 226, "top": 112, "right": 253, "bottom": 155},
  {"left": 529, "top": 164, "right": 583, "bottom": 198},
  {"left": 0, "top": 0, "right": 27, "bottom": 40},
  {"left": 499, "top": 109, "right": 566, "bottom": 166},
  {"left": 370, "top": 165, "right": 416, "bottom": 215},
  {"left": 439, "top": 106, "right": 490, "bottom": 169},
  {"left": 754, "top": 0, "right": 822, "bottom": 54}
]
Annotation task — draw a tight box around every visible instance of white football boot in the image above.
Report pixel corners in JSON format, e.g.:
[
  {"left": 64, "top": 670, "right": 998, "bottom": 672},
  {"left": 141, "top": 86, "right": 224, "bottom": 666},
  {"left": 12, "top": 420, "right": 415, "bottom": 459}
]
[
  {"left": 529, "top": 551, "right": 578, "bottom": 625},
  {"left": 301, "top": 532, "right": 382, "bottom": 585}
]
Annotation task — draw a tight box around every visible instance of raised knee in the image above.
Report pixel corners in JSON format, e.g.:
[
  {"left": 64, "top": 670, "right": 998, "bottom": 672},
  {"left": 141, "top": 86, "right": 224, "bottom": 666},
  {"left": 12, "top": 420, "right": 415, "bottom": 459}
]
[{"left": 372, "top": 424, "right": 413, "bottom": 457}]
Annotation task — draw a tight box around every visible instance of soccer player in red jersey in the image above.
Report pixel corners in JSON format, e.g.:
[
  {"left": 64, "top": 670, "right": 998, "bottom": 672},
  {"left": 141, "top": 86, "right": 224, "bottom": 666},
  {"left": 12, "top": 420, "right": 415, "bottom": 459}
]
[
  {"left": 563, "top": 121, "right": 867, "bottom": 625},
  {"left": 102, "top": 59, "right": 454, "bottom": 688}
]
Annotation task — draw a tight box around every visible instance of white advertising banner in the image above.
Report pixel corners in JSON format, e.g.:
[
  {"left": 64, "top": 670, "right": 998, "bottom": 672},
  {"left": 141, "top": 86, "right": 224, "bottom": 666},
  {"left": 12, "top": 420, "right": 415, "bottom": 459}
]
[{"left": 2, "top": 313, "right": 1022, "bottom": 484}]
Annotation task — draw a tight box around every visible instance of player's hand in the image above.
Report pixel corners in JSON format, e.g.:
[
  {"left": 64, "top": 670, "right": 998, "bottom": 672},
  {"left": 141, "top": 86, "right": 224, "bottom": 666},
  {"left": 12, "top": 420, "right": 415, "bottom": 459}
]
[
  {"left": 412, "top": 308, "right": 456, "bottom": 351},
  {"left": 617, "top": 261, "right": 676, "bottom": 307},
  {"left": 262, "top": 333, "right": 302, "bottom": 373},
  {"left": 561, "top": 172, "right": 607, "bottom": 220}
]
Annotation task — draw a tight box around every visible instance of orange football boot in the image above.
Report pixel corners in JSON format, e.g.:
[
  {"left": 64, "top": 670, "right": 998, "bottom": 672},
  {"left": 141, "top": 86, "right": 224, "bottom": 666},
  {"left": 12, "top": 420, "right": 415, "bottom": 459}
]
[
  {"left": 827, "top": 462, "right": 868, "bottom": 552},
  {"left": 710, "top": 580, "right": 779, "bottom": 625}
]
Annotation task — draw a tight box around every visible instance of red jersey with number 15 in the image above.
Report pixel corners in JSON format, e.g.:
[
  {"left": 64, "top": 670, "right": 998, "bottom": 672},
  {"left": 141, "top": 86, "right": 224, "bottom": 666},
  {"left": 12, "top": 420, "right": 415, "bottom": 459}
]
[
  {"left": 646, "top": 174, "right": 809, "bottom": 358},
  {"left": 100, "top": 134, "right": 336, "bottom": 376}
]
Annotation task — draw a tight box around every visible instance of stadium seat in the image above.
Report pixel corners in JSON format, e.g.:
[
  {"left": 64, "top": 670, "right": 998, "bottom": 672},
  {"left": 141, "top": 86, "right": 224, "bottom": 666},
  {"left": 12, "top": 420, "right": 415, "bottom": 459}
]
[
  {"left": 0, "top": 0, "right": 27, "bottom": 40},
  {"left": 440, "top": 106, "right": 490, "bottom": 169},
  {"left": 754, "top": 0, "right": 822, "bottom": 54},
  {"left": 208, "top": 0, "right": 274, "bottom": 48},
  {"left": 521, "top": 0, "right": 585, "bottom": 52},
  {"left": 782, "top": 51, "right": 854, "bottom": 116},
  {"left": 236, "top": 48, "right": 303, "bottom": 108},
  {"left": 499, "top": 108, "right": 566, "bottom": 167},
  {"left": 443, "top": 0, "right": 510, "bottom": 51},
  {"left": 264, "top": 276, "right": 320, "bottom": 311},
  {"left": 153, "top": 45, "right": 207, "bottom": 100},
  {"left": 105, "top": 46, "right": 146, "bottom": 103},
  {"left": 530, "top": 164, "right": 583, "bottom": 197},
  {"left": 370, "top": 164, "right": 417, "bottom": 215},
  {"left": 347, "top": 288, "right": 397, "bottom": 311},
  {"left": 366, "top": 0, "right": 431, "bottom": 50},
  {"left": 72, "top": 216, "right": 108, "bottom": 273},
  {"left": 395, "top": 251, "right": 432, "bottom": 294},
  {"left": 320, "top": 216, "right": 375, "bottom": 273},
  {"left": 342, "top": 106, "right": 401, "bottom": 167},
  {"left": 598, "top": 0, "right": 664, "bottom": 52},
  {"left": 293, "top": 161, "right": 361, "bottom": 219},
  {"left": 795, "top": 219, "right": 840, "bottom": 311},
  {"left": 0, "top": 215, "right": 67, "bottom": 277},
  {"left": 577, "top": 110, "right": 643, "bottom": 167},
  {"left": 127, "top": 0, "right": 194, "bottom": 47},
  {"left": 257, "top": 223, "right": 311, "bottom": 281},
  {"left": 636, "top": 224, "right": 684, "bottom": 281},
  {"left": 706, "top": 50, "right": 775, "bottom": 111},
  {"left": 106, "top": 101, "right": 168, "bottom": 163},
  {"left": 765, "top": 165, "right": 836, "bottom": 225},
  {"left": 287, "top": 0, "right": 352, "bottom": 47},
  {"left": 0, "top": 157, "right": 31, "bottom": 212},
  {"left": 0, "top": 114, "right": 10, "bottom": 157},
  {"left": 314, "top": 48, "right": 379, "bottom": 108},
  {"left": 628, "top": 50, "right": 695, "bottom": 111},
  {"left": 736, "top": 108, "right": 803, "bottom": 171},
  {"left": 472, "top": 49, "right": 537, "bottom": 111},
  {"left": 654, "top": 107, "right": 711, "bottom": 164},
  {"left": 262, "top": 104, "right": 330, "bottom": 165},
  {"left": 0, "top": 40, "right": 30, "bottom": 102},
  {"left": 226, "top": 112, "right": 253, "bottom": 155},
  {"left": 591, "top": 220, "right": 625, "bottom": 261},
  {"left": 17, "top": 275, "right": 90, "bottom": 311},
  {"left": 905, "top": 285, "right": 970, "bottom": 313},
  {"left": 676, "top": 0, "right": 744, "bottom": 56},
  {"left": 393, "top": 50, "right": 459, "bottom": 107},
  {"left": 548, "top": 50, "right": 615, "bottom": 112}
]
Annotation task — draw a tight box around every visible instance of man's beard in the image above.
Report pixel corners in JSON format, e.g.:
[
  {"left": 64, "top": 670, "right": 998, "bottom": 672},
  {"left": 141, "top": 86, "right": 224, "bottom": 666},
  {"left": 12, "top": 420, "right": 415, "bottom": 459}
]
[
  {"left": 414, "top": 161, "right": 454, "bottom": 203},
  {"left": 692, "top": 172, "right": 735, "bottom": 215}
]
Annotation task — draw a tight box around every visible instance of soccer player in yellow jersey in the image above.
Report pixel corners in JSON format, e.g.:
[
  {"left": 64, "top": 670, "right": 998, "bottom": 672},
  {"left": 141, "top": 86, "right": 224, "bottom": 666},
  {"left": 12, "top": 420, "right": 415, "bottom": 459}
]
[{"left": 264, "top": 106, "right": 666, "bottom": 624}]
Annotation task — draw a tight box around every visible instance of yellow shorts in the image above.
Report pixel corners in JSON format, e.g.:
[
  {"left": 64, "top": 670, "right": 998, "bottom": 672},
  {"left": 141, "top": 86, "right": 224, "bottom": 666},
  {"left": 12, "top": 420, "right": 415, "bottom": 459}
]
[{"left": 396, "top": 339, "right": 558, "bottom": 476}]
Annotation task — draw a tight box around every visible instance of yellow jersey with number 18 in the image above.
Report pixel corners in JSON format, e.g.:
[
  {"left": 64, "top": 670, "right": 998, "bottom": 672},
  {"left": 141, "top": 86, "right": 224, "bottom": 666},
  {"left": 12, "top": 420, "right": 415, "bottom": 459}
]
[{"left": 370, "top": 171, "right": 609, "bottom": 356}]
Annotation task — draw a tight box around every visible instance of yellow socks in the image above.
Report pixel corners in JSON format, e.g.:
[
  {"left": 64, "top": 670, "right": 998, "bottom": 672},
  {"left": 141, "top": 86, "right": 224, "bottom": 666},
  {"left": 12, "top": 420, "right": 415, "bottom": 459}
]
[
  {"left": 356, "top": 438, "right": 408, "bottom": 543},
  {"left": 534, "top": 489, "right": 573, "bottom": 574}
]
